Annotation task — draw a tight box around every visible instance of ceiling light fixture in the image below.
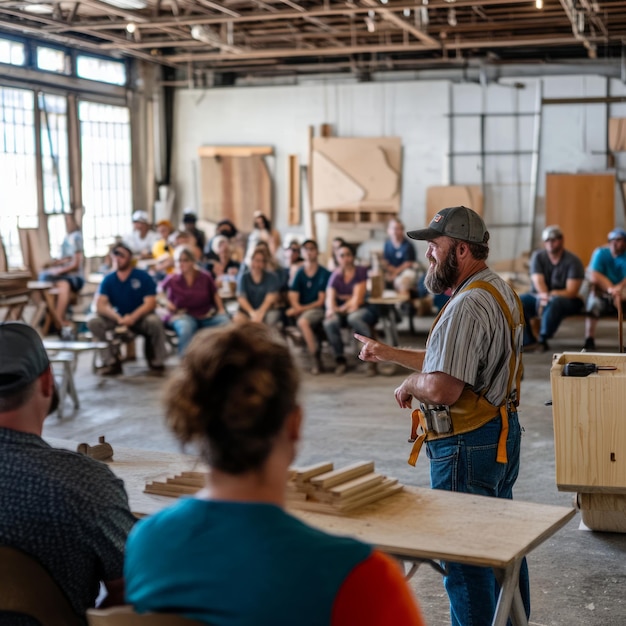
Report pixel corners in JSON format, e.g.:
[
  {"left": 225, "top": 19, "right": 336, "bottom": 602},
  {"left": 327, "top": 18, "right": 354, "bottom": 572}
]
[
  {"left": 403, "top": 8, "right": 411, "bottom": 17},
  {"left": 380, "top": 0, "right": 388, "bottom": 4},
  {"left": 447, "top": 7, "right": 457, "bottom": 26},
  {"left": 98, "top": 0, "right": 147, "bottom": 10},
  {"left": 126, "top": 22, "right": 136, "bottom": 34},
  {"left": 23, "top": 3, "right": 54, "bottom": 13},
  {"left": 535, "top": 0, "right": 543, "bottom": 8},
  {"left": 365, "top": 16, "right": 376, "bottom": 32}
]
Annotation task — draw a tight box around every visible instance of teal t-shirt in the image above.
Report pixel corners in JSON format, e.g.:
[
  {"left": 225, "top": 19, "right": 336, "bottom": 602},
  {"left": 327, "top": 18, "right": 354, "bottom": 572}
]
[{"left": 124, "top": 498, "right": 371, "bottom": 626}]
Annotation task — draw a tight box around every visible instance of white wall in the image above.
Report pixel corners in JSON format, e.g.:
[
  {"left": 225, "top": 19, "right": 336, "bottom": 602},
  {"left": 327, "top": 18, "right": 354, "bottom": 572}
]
[{"left": 172, "top": 74, "right": 626, "bottom": 262}]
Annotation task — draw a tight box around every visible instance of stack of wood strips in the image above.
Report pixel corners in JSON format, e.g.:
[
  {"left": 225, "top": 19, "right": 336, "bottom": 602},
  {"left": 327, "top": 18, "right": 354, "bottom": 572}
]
[
  {"left": 0, "top": 271, "right": 31, "bottom": 297},
  {"left": 144, "top": 461, "right": 402, "bottom": 515},
  {"left": 145, "top": 472, "right": 205, "bottom": 497},
  {"left": 287, "top": 461, "right": 402, "bottom": 514}
]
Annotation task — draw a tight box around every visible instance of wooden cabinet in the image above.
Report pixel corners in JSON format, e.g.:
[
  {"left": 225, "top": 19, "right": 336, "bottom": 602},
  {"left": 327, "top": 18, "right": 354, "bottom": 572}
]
[{"left": 551, "top": 352, "right": 626, "bottom": 493}]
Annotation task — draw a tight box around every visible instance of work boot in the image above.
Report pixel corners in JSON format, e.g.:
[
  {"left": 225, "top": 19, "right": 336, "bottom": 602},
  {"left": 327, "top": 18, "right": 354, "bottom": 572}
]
[
  {"left": 99, "top": 360, "right": 123, "bottom": 376},
  {"left": 334, "top": 358, "right": 347, "bottom": 376},
  {"left": 583, "top": 337, "right": 596, "bottom": 351}
]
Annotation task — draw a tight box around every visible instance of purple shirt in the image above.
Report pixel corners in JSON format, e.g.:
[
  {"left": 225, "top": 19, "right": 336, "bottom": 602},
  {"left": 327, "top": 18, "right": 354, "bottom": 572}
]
[
  {"left": 161, "top": 270, "right": 218, "bottom": 319},
  {"left": 327, "top": 266, "right": 368, "bottom": 304}
]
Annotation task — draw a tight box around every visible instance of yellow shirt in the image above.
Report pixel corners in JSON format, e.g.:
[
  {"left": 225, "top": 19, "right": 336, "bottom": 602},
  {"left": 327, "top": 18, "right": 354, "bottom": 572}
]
[{"left": 152, "top": 239, "right": 174, "bottom": 274}]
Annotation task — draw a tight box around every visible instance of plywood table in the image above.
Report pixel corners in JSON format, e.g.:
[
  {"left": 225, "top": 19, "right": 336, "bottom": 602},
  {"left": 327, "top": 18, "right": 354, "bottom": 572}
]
[{"left": 45, "top": 441, "right": 575, "bottom": 626}]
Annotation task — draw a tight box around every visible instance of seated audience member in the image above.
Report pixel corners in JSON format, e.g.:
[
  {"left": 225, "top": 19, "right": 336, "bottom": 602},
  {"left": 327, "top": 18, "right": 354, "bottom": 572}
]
[
  {"left": 151, "top": 220, "right": 175, "bottom": 277},
  {"left": 127, "top": 211, "right": 159, "bottom": 259},
  {"left": 181, "top": 209, "right": 206, "bottom": 252},
  {"left": 172, "top": 230, "right": 203, "bottom": 261},
  {"left": 124, "top": 324, "right": 425, "bottom": 626},
  {"left": 244, "top": 211, "right": 281, "bottom": 266},
  {"left": 520, "top": 225, "right": 585, "bottom": 352},
  {"left": 88, "top": 241, "right": 167, "bottom": 376},
  {"left": 38, "top": 213, "right": 85, "bottom": 331},
  {"left": 205, "top": 219, "right": 244, "bottom": 262},
  {"left": 584, "top": 227, "right": 626, "bottom": 350},
  {"left": 0, "top": 323, "right": 135, "bottom": 624},
  {"left": 234, "top": 246, "right": 281, "bottom": 326},
  {"left": 286, "top": 239, "right": 330, "bottom": 375},
  {"left": 327, "top": 236, "right": 347, "bottom": 272},
  {"left": 283, "top": 238, "right": 304, "bottom": 284},
  {"left": 160, "top": 246, "right": 229, "bottom": 354},
  {"left": 205, "top": 235, "right": 240, "bottom": 290},
  {"left": 323, "top": 244, "right": 379, "bottom": 376},
  {"left": 382, "top": 217, "right": 420, "bottom": 297}
]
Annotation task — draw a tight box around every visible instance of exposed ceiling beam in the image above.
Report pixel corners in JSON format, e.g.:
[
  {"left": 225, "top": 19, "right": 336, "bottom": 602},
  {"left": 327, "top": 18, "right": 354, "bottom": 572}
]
[
  {"left": 360, "top": 0, "right": 439, "bottom": 47},
  {"left": 42, "top": 0, "right": 539, "bottom": 33},
  {"left": 166, "top": 34, "right": 596, "bottom": 63}
]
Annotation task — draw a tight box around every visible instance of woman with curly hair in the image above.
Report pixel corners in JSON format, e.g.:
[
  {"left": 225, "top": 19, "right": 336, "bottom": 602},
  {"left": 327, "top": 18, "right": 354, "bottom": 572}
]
[{"left": 124, "top": 324, "right": 424, "bottom": 626}]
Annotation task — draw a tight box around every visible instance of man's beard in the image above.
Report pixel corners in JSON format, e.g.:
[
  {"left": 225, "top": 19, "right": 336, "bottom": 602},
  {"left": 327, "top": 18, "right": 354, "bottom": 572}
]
[{"left": 424, "top": 242, "right": 459, "bottom": 294}]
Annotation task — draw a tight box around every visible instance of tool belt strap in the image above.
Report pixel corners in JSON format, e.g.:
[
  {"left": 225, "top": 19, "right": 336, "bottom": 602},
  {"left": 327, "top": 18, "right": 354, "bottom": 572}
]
[{"left": 408, "top": 280, "right": 523, "bottom": 467}]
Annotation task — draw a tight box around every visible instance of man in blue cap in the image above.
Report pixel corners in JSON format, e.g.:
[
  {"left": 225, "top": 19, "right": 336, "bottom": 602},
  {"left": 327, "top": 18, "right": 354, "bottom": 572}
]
[
  {"left": 584, "top": 227, "right": 626, "bottom": 350},
  {"left": 0, "top": 322, "right": 135, "bottom": 623}
]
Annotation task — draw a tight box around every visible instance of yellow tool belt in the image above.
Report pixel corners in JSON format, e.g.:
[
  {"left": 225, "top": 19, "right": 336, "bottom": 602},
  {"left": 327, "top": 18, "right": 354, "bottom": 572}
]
[{"left": 408, "top": 280, "right": 523, "bottom": 467}]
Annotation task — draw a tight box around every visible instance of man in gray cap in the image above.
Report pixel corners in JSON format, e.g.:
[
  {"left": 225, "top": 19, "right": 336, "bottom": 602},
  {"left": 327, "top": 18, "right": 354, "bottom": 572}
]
[
  {"left": 0, "top": 322, "right": 135, "bottom": 623},
  {"left": 355, "top": 206, "right": 529, "bottom": 626},
  {"left": 520, "top": 225, "right": 585, "bottom": 352},
  {"left": 584, "top": 227, "right": 626, "bottom": 350}
]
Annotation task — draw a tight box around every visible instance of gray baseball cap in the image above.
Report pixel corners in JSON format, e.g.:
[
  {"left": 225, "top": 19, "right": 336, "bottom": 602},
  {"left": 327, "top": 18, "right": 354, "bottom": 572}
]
[
  {"left": 407, "top": 206, "right": 488, "bottom": 244},
  {"left": 0, "top": 323, "right": 59, "bottom": 413}
]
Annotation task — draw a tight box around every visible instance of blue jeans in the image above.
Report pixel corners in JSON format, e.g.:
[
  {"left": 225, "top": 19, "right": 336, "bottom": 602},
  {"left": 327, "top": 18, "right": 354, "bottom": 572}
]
[
  {"left": 520, "top": 293, "right": 583, "bottom": 345},
  {"left": 322, "top": 306, "right": 378, "bottom": 359},
  {"left": 171, "top": 313, "right": 230, "bottom": 354},
  {"left": 426, "top": 412, "right": 530, "bottom": 626}
]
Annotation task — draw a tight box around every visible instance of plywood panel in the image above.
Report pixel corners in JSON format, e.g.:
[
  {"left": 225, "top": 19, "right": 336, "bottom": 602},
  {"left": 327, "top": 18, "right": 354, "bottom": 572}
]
[
  {"left": 312, "top": 137, "right": 401, "bottom": 213},
  {"left": 545, "top": 173, "right": 614, "bottom": 267},
  {"left": 426, "top": 185, "right": 484, "bottom": 224},
  {"left": 199, "top": 155, "right": 272, "bottom": 230}
]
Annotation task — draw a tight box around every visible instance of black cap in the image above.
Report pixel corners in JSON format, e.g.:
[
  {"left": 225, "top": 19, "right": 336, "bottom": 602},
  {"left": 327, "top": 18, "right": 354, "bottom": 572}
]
[
  {"left": 0, "top": 323, "right": 59, "bottom": 414},
  {"left": 182, "top": 212, "right": 198, "bottom": 224},
  {"left": 407, "top": 206, "right": 488, "bottom": 244}
]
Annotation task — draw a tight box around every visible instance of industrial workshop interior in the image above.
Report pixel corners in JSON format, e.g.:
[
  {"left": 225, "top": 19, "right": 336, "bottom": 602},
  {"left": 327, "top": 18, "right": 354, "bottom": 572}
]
[{"left": 1, "top": 1, "right": 626, "bottom": 625}]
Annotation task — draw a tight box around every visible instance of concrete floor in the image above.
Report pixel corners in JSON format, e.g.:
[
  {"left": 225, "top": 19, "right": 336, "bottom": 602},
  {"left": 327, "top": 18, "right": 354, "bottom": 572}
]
[{"left": 41, "top": 314, "right": 626, "bottom": 626}]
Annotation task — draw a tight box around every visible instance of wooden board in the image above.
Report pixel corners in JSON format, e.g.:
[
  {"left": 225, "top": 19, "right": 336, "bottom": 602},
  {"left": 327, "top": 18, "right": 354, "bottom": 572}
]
[
  {"left": 608, "top": 118, "right": 626, "bottom": 153},
  {"left": 287, "top": 154, "right": 301, "bottom": 226},
  {"left": 312, "top": 137, "right": 401, "bottom": 213},
  {"left": 310, "top": 461, "right": 374, "bottom": 489},
  {"left": 199, "top": 154, "right": 272, "bottom": 229},
  {"left": 551, "top": 352, "right": 626, "bottom": 493},
  {"left": 18, "top": 227, "right": 51, "bottom": 279},
  {"left": 426, "top": 185, "right": 484, "bottom": 223},
  {"left": 198, "top": 146, "right": 274, "bottom": 158},
  {"left": 545, "top": 173, "right": 614, "bottom": 267}
]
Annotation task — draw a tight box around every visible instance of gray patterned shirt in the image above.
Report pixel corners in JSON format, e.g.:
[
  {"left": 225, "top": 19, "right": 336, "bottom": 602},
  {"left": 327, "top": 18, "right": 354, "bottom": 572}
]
[
  {"left": 0, "top": 428, "right": 136, "bottom": 624},
  {"left": 423, "top": 268, "right": 523, "bottom": 407}
]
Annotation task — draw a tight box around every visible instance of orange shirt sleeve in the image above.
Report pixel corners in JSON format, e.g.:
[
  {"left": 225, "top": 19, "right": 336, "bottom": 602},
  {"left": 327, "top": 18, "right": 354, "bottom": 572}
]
[{"left": 331, "top": 550, "right": 425, "bottom": 626}]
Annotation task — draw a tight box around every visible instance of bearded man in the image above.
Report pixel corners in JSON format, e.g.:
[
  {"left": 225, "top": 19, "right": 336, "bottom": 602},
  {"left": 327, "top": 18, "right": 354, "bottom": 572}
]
[{"left": 355, "top": 206, "right": 529, "bottom": 626}]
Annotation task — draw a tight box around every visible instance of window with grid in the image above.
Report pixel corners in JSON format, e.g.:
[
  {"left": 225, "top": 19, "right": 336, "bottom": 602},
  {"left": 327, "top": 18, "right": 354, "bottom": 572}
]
[
  {"left": 39, "top": 93, "right": 70, "bottom": 255},
  {"left": 79, "top": 100, "right": 132, "bottom": 257},
  {"left": 0, "top": 37, "right": 25, "bottom": 66},
  {"left": 0, "top": 86, "right": 37, "bottom": 268}
]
